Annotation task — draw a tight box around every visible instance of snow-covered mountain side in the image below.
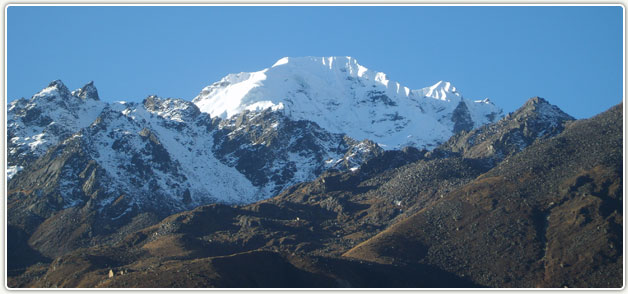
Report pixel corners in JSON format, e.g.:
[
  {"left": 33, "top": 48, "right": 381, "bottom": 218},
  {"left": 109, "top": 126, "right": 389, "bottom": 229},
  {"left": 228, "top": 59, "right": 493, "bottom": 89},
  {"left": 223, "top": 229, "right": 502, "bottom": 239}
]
[
  {"left": 193, "top": 56, "right": 503, "bottom": 150},
  {"left": 7, "top": 80, "right": 105, "bottom": 179},
  {"left": 7, "top": 81, "right": 382, "bottom": 216},
  {"left": 8, "top": 57, "right": 503, "bottom": 215},
  {"left": 212, "top": 109, "right": 383, "bottom": 197}
]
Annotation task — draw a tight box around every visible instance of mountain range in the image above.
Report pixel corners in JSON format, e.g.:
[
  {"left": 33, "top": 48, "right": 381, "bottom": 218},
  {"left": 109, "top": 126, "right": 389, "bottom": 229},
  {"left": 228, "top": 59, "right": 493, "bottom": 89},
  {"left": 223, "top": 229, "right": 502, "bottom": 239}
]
[{"left": 5, "top": 56, "right": 622, "bottom": 288}]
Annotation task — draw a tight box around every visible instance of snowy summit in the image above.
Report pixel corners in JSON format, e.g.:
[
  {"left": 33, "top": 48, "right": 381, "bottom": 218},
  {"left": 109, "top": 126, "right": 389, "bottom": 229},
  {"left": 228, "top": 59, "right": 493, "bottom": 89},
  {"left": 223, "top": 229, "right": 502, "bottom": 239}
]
[{"left": 193, "top": 56, "right": 502, "bottom": 149}]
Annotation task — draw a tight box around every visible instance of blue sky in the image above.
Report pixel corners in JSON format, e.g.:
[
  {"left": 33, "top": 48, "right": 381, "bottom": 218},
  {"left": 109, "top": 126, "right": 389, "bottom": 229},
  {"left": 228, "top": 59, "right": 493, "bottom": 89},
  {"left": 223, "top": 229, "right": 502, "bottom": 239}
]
[{"left": 7, "top": 5, "right": 623, "bottom": 118}]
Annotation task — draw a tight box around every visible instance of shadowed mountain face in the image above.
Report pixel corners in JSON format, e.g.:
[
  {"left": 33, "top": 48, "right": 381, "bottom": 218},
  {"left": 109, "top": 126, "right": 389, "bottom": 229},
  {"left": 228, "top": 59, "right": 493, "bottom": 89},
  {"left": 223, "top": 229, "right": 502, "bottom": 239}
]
[
  {"left": 7, "top": 96, "right": 620, "bottom": 288},
  {"left": 344, "top": 103, "right": 623, "bottom": 288},
  {"left": 14, "top": 248, "right": 481, "bottom": 288}
]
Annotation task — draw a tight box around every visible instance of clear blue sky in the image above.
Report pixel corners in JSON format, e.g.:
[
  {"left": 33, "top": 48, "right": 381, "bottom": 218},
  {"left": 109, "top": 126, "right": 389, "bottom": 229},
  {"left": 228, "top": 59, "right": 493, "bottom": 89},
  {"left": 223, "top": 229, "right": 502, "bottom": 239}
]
[{"left": 7, "top": 5, "right": 623, "bottom": 118}]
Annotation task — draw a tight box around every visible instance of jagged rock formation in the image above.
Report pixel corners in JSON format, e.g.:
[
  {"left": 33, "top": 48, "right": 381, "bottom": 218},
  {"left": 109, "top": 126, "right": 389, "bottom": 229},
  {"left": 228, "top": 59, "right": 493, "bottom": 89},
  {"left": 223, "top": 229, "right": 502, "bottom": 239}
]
[
  {"left": 7, "top": 80, "right": 105, "bottom": 178},
  {"left": 438, "top": 96, "right": 575, "bottom": 163}
]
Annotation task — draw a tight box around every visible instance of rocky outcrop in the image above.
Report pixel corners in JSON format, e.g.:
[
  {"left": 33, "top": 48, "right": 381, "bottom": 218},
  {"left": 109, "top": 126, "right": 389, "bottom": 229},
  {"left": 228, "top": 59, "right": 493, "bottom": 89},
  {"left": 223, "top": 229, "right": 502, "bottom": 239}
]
[{"left": 439, "top": 96, "right": 575, "bottom": 163}]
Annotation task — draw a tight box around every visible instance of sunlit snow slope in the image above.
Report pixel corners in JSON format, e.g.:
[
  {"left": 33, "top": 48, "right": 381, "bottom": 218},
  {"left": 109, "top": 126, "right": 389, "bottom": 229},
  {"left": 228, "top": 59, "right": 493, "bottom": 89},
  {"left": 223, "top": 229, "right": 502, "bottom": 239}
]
[{"left": 193, "top": 56, "right": 502, "bottom": 149}]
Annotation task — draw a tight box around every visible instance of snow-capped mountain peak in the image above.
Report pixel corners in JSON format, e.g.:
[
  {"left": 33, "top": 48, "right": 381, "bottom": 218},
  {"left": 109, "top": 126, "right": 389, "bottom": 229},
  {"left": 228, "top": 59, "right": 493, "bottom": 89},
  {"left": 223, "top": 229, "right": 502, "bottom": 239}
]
[
  {"left": 8, "top": 79, "right": 379, "bottom": 211},
  {"left": 33, "top": 79, "right": 72, "bottom": 100},
  {"left": 72, "top": 81, "right": 100, "bottom": 101},
  {"left": 420, "top": 80, "right": 461, "bottom": 102},
  {"left": 193, "top": 56, "right": 502, "bottom": 150},
  {"left": 475, "top": 98, "right": 493, "bottom": 104},
  {"left": 7, "top": 80, "right": 106, "bottom": 179},
  {"left": 8, "top": 58, "right": 503, "bottom": 211},
  {"left": 271, "top": 56, "right": 370, "bottom": 78}
]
